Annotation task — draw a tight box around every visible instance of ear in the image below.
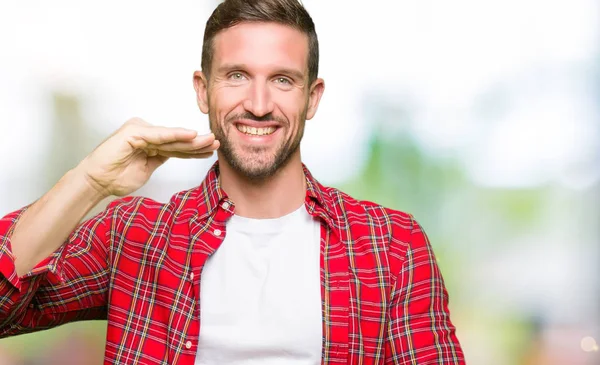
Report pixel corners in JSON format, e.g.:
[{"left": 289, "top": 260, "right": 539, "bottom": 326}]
[
  {"left": 306, "top": 78, "right": 325, "bottom": 120},
  {"left": 193, "top": 71, "right": 209, "bottom": 114}
]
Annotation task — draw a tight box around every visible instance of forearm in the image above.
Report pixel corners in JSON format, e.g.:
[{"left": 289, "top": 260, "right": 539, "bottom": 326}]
[{"left": 11, "top": 166, "right": 108, "bottom": 276}]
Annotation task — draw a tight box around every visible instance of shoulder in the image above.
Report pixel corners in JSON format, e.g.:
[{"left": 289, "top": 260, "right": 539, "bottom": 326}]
[
  {"left": 105, "top": 187, "right": 199, "bottom": 224},
  {"left": 322, "top": 186, "right": 426, "bottom": 257},
  {"left": 322, "top": 186, "right": 426, "bottom": 279},
  {"left": 322, "top": 185, "right": 416, "bottom": 232}
]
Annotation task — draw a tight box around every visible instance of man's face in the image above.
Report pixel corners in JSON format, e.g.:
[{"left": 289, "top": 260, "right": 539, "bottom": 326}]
[{"left": 194, "top": 22, "right": 324, "bottom": 181}]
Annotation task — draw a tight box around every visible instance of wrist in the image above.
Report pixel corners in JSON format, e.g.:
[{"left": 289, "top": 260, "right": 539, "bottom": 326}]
[{"left": 69, "top": 163, "right": 111, "bottom": 205}]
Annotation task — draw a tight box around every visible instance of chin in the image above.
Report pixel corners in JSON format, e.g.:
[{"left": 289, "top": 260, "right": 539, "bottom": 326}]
[
  {"left": 239, "top": 158, "right": 278, "bottom": 177},
  {"left": 220, "top": 142, "right": 298, "bottom": 181}
]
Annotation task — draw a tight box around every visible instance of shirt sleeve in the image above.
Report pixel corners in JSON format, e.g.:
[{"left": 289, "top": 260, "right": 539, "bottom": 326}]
[
  {"left": 0, "top": 201, "right": 116, "bottom": 337},
  {"left": 385, "top": 217, "right": 465, "bottom": 364}
]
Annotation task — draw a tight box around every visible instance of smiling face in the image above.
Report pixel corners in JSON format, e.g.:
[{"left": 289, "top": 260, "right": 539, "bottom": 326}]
[{"left": 194, "top": 22, "right": 324, "bottom": 181}]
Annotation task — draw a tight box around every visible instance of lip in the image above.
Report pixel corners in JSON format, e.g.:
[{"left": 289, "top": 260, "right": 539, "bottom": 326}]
[
  {"left": 233, "top": 119, "right": 282, "bottom": 128},
  {"left": 233, "top": 121, "right": 282, "bottom": 142}
]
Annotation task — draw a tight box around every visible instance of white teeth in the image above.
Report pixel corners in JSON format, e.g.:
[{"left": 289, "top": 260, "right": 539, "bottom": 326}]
[{"left": 236, "top": 125, "right": 276, "bottom": 136}]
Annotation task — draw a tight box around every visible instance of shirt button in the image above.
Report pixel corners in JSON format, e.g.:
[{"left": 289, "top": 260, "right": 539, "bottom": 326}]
[
  {"left": 214, "top": 229, "right": 222, "bottom": 236},
  {"left": 222, "top": 202, "right": 230, "bottom": 210},
  {"left": 189, "top": 272, "right": 194, "bottom": 280},
  {"left": 185, "top": 341, "right": 192, "bottom": 349}
]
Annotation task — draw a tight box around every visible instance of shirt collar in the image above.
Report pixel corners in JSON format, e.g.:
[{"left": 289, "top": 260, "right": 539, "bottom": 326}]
[
  {"left": 193, "top": 161, "right": 336, "bottom": 222},
  {"left": 193, "top": 162, "right": 229, "bottom": 221},
  {"left": 302, "top": 164, "right": 336, "bottom": 221}
]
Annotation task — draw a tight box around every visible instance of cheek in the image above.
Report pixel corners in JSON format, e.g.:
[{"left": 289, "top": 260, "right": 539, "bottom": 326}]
[
  {"left": 210, "top": 87, "right": 247, "bottom": 119},
  {"left": 273, "top": 92, "right": 308, "bottom": 128}
]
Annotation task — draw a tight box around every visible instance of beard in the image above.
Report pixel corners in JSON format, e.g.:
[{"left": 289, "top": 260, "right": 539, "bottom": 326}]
[{"left": 209, "top": 109, "right": 307, "bottom": 182}]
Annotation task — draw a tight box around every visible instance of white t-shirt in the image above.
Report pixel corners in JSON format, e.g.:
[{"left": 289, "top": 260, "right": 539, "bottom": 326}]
[{"left": 195, "top": 205, "right": 323, "bottom": 365}]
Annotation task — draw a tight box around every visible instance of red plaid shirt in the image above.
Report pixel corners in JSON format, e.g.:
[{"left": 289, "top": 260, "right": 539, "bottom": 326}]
[{"left": 0, "top": 163, "right": 464, "bottom": 364}]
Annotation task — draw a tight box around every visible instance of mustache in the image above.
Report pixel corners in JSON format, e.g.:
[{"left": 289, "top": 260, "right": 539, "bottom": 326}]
[{"left": 225, "top": 112, "right": 287, "bottom": 125}]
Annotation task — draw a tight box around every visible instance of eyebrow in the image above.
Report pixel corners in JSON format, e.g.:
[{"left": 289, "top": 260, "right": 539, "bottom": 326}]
[
  {"left": 216, "top": 64, "right": 306, "bottom": 81},
  {"left": 275, "top": 68, "right": 305, "bottom": 81}
]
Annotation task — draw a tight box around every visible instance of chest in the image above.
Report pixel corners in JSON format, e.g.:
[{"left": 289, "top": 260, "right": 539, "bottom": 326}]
[
  {"left": 104, "top": 217, "right": 393, "bottom": 364},
  {"left": 196, "top": 217, "right": 323, "bottom": 364}
]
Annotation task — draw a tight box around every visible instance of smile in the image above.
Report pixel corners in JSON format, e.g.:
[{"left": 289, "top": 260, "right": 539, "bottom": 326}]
[{"left": 235, "top": 124, "right": 277, "bottom": 136}]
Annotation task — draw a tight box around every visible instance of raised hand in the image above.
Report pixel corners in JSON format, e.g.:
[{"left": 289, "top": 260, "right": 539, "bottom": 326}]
[{"left": 77, "top": 117, "right": 219, "bottom": 197}]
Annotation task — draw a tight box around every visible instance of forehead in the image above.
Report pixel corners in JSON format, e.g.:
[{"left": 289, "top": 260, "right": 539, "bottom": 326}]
[{"left": 211, "top": 22, "right": 309, "bottom": 74}]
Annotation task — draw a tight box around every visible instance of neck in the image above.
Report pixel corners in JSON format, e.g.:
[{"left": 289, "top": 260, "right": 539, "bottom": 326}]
[{"left": 218, "top": 153, "right": 306, "bottom": 219}]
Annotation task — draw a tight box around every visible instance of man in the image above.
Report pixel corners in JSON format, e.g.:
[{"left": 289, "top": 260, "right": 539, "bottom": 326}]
[{"left": 0, "top": 0, "right": 465, "bottom": 363}]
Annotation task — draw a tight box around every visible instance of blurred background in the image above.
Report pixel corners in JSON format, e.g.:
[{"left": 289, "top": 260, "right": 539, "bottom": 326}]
[{"left": 0, "top": 0, "right": 599, "bottom": 364}]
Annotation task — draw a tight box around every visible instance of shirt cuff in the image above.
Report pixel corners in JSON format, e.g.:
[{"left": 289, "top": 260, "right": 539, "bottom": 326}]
[{"left": 0, "top": 207, "right": 67, "bottom": 292}]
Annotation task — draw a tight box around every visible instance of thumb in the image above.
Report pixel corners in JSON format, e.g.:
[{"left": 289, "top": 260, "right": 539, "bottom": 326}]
[{"left": 147, "top": 155, "right": 169, "bottom": 174}]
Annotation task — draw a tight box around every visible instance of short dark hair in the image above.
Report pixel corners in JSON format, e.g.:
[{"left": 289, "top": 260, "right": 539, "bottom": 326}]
[{"left": 201, "top": 0, "right": 319, "bottom": 83}]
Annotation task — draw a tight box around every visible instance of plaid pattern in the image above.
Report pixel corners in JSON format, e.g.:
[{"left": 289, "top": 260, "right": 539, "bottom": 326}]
[{"left": 0, "top": 162, "right": 464, "bottom": 364}]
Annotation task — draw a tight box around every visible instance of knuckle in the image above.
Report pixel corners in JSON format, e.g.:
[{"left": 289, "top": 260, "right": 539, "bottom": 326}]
[
  {"left": 120, "top": 126, "right": 139, "bottom": 141},
  {"left": 125, "top": 117, "right": 145, "bottom": 125}
]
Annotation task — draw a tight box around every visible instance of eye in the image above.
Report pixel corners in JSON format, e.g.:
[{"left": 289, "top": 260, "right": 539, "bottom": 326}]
[
  {"left": 229, "top": 72, "right": 246, "bottom": 81},
  {"left": 274, "top": 77, "right": 292, "bottom": 85}
]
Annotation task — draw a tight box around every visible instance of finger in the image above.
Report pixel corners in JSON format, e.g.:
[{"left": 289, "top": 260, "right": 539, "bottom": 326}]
[
  {"left": 129, "top": 127, "right": 200, "bottom": 149},
  {"left": 149, "top": 134, "right": 217, "bottom": 152},
  {"left": 191, "top": 140, "right": 220, "bottom": 153},
  {"left": 156, "top": 151, "right": 215, "bottom": 159}
]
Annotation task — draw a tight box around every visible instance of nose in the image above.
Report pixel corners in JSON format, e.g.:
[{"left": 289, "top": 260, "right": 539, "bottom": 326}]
[{"left": 242, "top": 79, "right": 274, "bottom": 117}]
